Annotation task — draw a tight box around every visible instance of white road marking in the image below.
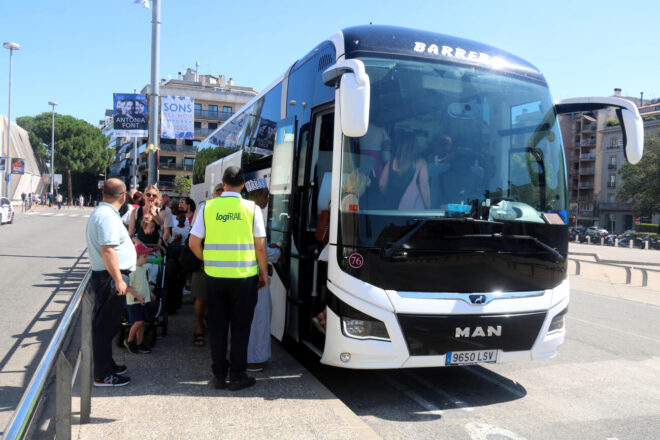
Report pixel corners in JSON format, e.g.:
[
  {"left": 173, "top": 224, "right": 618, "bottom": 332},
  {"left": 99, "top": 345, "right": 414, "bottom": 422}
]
[
  {"left": 83, "top": 215, "right": 89, "bottom": 218},
  {"left": 465, "top": 422, "right": 527, "bottom": 440},
  {"left": 55, "top": 213, "right": 66, "bottom": 216},
  {"left": 567, "top": 316, "right": 660, "bottom": 344},
  {"left": 404, "top": 371, "right": 474, "bottom": 412},
  {"left": 68, "top": 214, "right": 79, "bottom": 217},
  {"left": 41, "top": 213, "right": 52, "bottom": 216},
  {"left": 463, "top": 366, "right": 526, "bottom": 398},
  {"left": 379, "top": 372, "right": 444, "bottom": 415}
]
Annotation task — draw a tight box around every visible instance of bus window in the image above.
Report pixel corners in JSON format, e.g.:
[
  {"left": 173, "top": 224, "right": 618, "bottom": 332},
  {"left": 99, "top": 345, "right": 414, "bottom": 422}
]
[{"left": 309, "top": 111, "right": 334, "bottom": 228}]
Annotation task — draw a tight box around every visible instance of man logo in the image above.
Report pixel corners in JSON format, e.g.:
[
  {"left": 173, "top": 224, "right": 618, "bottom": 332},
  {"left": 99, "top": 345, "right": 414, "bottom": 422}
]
[
  {"left": 455, "top": 326, "right": 502, "bottom": 338},
  {"left": 469, "top": 295, "right": 487, "bottom": 304}
]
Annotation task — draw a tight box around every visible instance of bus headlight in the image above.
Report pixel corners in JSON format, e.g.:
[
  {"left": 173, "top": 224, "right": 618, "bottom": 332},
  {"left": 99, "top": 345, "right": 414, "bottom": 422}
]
[
  {"left": 342, "top": 317, "right": 390, "bottom": 341},
  {"left": 548, "top": 307, "right": 568, "bottom": 333}
]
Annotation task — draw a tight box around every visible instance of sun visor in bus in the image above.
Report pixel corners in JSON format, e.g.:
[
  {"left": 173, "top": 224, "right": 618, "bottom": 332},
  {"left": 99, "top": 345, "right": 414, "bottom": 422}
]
[{"left": 555, "top": 96, "right": 644, "bottom": 164}]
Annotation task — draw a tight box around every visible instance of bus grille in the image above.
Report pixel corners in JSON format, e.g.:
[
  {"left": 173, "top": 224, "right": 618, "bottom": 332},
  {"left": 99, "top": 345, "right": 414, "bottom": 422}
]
[{"left": 397, "top": 311, "right": 547, "bottom": 356}]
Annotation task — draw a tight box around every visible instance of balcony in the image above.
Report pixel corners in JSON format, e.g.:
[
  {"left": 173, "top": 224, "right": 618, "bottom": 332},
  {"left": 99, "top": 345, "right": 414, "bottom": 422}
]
[
  {"left": 579, "top": 167, "right": 595, "bottom": 175},
  {"left": 158, "top": 162, "right": 194, "bottom": 172},
  {"left": 581, "top": 123, "right": 597, "bottom": 132},
  {"left": 194, "top": 127, "right": 216, "bottom": 138},
  {"left": 579, "top": 153, "right": 596, "bottom": 161},
  {"left": 579, "top": 182, "right": 594, "bottom": 189},
  {"left": 194, "top": 109, "right": 232, "bottom": 121},
  {"left": 580, "top": 139, "right": 597, "bottom": 147},
  {"left": 607, "top": 182, "right": 616, "bottom": 188},
  {"left": 608, "top": 164, "right": 617, "bottom": 170}
]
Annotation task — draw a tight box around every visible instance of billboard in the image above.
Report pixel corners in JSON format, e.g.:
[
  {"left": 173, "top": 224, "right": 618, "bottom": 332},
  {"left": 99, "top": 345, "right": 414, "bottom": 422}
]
[
  {"left": 11, "top": 158, "right": 25, "bottom": 174},
  {"left": 113, "top": 93, "right": 148, "bottom": 137},
  {"left": 161, "top": 96, "right": 194, "bottom": 139}
]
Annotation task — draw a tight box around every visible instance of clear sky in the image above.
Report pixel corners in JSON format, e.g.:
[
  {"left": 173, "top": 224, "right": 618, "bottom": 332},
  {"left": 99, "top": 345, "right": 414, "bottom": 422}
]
[{"left": 1, "top": 0, "right": 658, "bottom": 126}]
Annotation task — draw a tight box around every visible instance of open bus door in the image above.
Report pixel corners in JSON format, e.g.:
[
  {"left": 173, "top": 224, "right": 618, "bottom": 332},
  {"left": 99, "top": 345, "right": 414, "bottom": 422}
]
[{"left": 267, "top": 117, "right": 296, "bottom": 341}]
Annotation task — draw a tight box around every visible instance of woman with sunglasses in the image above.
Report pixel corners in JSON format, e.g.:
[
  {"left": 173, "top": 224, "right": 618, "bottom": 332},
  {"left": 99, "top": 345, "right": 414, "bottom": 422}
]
[{"left": 128, "top": 185, "right": 164, "bottom": 245}]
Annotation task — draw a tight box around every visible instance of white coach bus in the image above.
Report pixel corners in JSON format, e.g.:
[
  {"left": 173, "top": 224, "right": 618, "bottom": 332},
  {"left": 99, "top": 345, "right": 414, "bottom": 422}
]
[{"left": 193, "top": 25, "right": 643, "bottom": 369}]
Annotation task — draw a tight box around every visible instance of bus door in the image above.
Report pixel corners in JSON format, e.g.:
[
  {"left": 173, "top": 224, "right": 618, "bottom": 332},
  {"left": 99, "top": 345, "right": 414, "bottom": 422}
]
[
  {"left": 267, "top": 116, "right": 296, "bottom": 341},
  {"left": 292, "top": 109, "right": 335, "bottom": 351}
]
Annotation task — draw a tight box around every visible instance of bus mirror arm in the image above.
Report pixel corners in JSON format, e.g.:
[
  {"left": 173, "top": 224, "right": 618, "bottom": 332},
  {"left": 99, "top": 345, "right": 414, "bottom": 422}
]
[
  {"left": 323, "top": 59, "right": 371, "bottom": 138},
  {"left": 555, "top": 96, "right": 644, "bottom": 164}
]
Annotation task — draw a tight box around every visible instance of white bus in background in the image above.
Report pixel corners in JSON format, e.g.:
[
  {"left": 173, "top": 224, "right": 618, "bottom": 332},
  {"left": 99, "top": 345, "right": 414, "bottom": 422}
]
[{"left": 193, "top": 25, "right": 644, "bottom": 369}]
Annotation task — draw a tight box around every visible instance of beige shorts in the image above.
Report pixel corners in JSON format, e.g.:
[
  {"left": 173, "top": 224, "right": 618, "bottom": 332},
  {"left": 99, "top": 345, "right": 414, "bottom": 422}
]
[{"left": 191, "top": 269, "right": 207, "bottom": 300}]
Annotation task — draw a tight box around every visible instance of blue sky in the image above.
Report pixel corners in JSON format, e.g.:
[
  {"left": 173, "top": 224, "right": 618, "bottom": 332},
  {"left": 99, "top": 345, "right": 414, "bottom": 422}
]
[{"left": 1, "top": 0, "right": 658, "bottom": 125}]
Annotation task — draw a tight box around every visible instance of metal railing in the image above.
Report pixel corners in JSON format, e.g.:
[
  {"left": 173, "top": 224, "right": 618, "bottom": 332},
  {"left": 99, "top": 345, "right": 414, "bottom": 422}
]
[
  {"left": 3, "top": 270, "right": 92, "bottom": 440},
  {"left": 570, "top": 258, "right": 660, "bottom": 287}
]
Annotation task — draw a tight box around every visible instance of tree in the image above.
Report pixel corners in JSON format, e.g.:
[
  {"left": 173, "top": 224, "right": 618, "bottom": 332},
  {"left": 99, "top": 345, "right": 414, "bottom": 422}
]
[
  {"left": 617, "top": 128, "right": 660, "bottom": 218},
  {"left": 17, "top": 113, "right": 113, "bottom": 203},
  {"left": 173, "top": 172, "right": 191, "bottom": 196}
]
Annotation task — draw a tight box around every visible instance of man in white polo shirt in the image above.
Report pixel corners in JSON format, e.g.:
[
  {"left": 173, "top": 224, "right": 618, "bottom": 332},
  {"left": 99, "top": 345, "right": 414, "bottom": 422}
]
[{"left": 86, "top": 179, "right": 137, "bottom": 387}]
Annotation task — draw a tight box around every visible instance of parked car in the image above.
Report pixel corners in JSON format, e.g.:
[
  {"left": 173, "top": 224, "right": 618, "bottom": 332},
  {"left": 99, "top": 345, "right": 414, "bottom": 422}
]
[
  {"left": 586, "top": 226, "right": 608, "bottom": 236},
  {"left": 0, "top": 197, "right": 14, "bottom": 225}
]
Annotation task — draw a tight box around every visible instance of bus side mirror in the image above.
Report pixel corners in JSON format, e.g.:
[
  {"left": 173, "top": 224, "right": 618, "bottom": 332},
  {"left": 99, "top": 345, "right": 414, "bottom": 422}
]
[
  {"left": 555, "top": 97, "right": 644, "bottom": 164},
  {"left": 323, "top": 59, "right": 370, "bottom": 137}
]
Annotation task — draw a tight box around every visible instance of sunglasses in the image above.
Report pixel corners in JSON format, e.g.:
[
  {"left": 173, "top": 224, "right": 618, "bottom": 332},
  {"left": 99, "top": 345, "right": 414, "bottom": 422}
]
[{"left": 145, "top": 193, "right": 157, "bottom": 198}]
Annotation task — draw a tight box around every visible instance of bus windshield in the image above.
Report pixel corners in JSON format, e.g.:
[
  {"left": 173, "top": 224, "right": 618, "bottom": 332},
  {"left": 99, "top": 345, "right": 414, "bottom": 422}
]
[{"left": 339, "top": 56, "right": 568, "bottom": 247}]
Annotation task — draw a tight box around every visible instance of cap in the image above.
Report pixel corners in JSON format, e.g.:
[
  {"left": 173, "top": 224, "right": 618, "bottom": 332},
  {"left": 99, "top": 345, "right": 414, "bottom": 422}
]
[
  {"left": 245, "top": 178, "right": 267, "bottom": 193},
  {"left": 135, "top": 243, "right": 154, "bottom": 254}
]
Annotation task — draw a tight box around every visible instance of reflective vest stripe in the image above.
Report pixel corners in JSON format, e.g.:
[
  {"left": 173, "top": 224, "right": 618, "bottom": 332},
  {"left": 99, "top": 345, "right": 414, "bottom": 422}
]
[
  {"left": 204, "top": 260, "right": 257, "bottom": 268},
  {"left": 204, "top": 244, "right": 255, "bottom": 251}
]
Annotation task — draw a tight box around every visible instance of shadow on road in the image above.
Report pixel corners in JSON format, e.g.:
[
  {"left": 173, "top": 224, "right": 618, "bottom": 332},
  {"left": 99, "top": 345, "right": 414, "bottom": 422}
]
[
  {"left": 0, "top": 250, "right": 88, "bottom": 437},
  {"left": 288, "top": 344, "right": 527, "bottom": 423}
]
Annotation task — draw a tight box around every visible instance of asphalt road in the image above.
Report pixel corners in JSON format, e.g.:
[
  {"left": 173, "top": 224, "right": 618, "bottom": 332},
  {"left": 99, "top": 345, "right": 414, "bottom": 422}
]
[
  {"left": 298, "top": 289, "right": 660, "bottom": 440},
  {"left": 0, "top": 207, "right": 90, "bottom": 434}
]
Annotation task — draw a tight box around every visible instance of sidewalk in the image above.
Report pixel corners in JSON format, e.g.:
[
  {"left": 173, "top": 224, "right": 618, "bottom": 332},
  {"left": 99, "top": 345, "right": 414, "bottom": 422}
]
[
  {"left": 568, "top": 243, "right": 660, "bottom": 307},
  {"left": 72, "top": 304, "right": 380, "bottom": 440},
  {"left": 569, "top": 242, "right": 660, "bottom": 266}
]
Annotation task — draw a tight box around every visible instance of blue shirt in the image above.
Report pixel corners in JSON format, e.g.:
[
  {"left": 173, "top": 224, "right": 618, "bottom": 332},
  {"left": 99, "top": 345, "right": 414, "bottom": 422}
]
[{"left": 86, "top": 202, "right": 137, "bottom": 272}]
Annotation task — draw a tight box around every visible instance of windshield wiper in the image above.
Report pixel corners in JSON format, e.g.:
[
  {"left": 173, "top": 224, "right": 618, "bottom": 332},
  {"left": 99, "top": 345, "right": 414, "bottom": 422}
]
[
  {"left": 381, "top": 217, "right": 502, "bottom": 259},
  {"left": 447, "top": 232, "right": 565, "bottom": 263}
]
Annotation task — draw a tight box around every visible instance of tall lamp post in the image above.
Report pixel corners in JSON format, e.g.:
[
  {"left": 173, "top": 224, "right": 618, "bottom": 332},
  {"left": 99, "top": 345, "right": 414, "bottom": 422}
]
[
  {"left": 3, "top": 42, "right": 20, "bottom": 199},
  {"left": 136, "top": 0, "right": 160, "bottom": 187},
  {"left": 48, "top": 101, "right": 58, "bottom": 197}
]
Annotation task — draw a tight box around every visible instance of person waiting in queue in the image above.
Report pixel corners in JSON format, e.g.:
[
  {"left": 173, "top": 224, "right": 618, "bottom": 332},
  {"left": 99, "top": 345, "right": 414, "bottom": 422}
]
[
  {"left": 188, "top": 167, "right": 268, "bottom": 391},
  {"left": 244, "top": 178, "right": 281, "bottom": 372}
]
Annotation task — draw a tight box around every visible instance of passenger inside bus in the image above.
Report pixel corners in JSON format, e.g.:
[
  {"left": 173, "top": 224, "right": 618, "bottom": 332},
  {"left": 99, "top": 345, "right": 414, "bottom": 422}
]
[{"left": 377, "top": 134, "right": 430, "bottom": 209}]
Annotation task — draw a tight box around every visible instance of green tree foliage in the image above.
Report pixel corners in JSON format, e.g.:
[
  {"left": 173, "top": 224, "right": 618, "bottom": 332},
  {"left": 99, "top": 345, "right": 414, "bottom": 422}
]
[
  {"left": 173, "top": 172, "right": 191, "bottom": 196},
  {"left": 617, "top": 129, "right": 660, "bottom": 216},
  {"left": 17, "top": 113, "right": 113, "bottom": 173},
  {"left": 17, "top": 113, "right": 114, "bottom": 201},
  {"left": 192, "top": 146, "right": 236, "bottom": 184}
]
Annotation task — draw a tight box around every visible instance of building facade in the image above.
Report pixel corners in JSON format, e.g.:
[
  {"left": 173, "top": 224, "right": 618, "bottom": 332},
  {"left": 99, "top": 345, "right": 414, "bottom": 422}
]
[
  {"left": 599, "top": 118, "right": 660, "bottom": 232},
  {"left": 558, "top": 88, "right": 647, "bottom": 231},
  {"left": 138, "top": 69, "right": 257, "bottom": 193},
  {"left": 102, "top": 68, "right": 257, "bottom": 194}
]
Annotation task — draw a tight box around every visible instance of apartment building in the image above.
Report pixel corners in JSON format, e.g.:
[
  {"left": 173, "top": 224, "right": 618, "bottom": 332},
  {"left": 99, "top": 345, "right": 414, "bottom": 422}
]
[
  {"left": 103, "top": 68, "right": 258, "bottom": 193},
  {"left": 559, "top": 88, "right": 658, "bottom": 232},
  {"left": 599, "top": 117, "right": 660, "bottom": 232}
]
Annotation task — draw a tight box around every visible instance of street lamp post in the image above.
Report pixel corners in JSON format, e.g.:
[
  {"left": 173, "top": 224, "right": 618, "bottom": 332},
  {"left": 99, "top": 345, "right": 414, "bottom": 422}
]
[
  {"left": 48, "top": 101, "right": 58, "bottom": 197},
  {"left": 147, "top": 0, "right": 160, "bottom": 187},
  {"left": 3, "top": 42, "right": 20, "bottom": 199}
]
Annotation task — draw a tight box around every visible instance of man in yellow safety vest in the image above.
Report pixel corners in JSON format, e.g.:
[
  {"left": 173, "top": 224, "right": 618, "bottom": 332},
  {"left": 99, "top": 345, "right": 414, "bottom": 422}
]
[{"left": 189, "top": 166, "right": 268, "bottom": 391}]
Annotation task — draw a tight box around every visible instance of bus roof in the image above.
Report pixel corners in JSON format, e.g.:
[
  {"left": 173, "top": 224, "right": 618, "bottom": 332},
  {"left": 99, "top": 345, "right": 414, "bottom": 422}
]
[{"left": 340, "top": 25, "right": 546, "bottom": 83}]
